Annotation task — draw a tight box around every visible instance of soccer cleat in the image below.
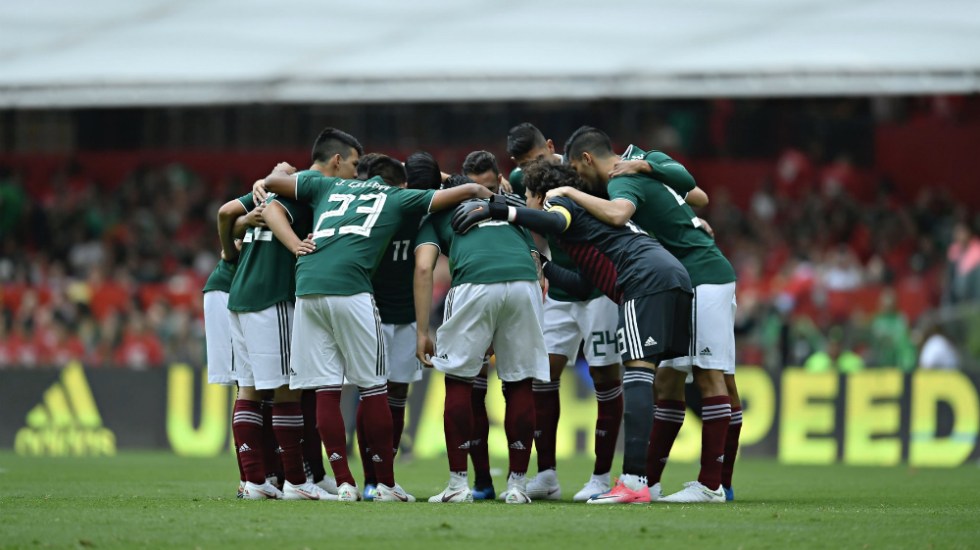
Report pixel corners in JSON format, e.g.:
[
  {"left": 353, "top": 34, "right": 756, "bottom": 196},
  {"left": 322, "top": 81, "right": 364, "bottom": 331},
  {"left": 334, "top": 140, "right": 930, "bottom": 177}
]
[
  {"left": 500, "top": 473, "right": 531, "bottom": 504},
  {"left": 649, "top": 482, "right": 663, "bottom": 501},
  {"left": 265, "top": 475, "right": 282, "bottom": 491},
  {"left": 526, "top": 469, "right": 562, "bottom": 501},
  {"left": 724, "top": 486, "right": 735, "bottom": 502},
  {"left": 362, "top": 484, "right": 377, "bottom": 501},
  {"left": 374, "top": 483, "right": 416, "bottom": 502},
  {"left": 471, "top": 483, "right": 496, "bottom": 501},
  {"left": 237, "top": 481, "right": 245, "bottom": 499},
  {"left": 242, "top": 481, "right": 283, "bottom": 500},
  {"left": 573, "top": 473, "right": 610, "bottom": 502},
  {"left": 336, "top": 482, "right": 362, "bottom": 502},
  {"left": 315, "top": 476, "right": 338, "bottom": 495},
  {"left": 283, "top": 481, "right": 338, "bottom": 501},
  {"left": 586, "top": 477, "right": 651, "bottom": 505},
  {"left": 429, "top": 473, "right": 473, "bottom": 503},
  {"left": 659, "top": 481, "right": 726, "bottom": 503}
]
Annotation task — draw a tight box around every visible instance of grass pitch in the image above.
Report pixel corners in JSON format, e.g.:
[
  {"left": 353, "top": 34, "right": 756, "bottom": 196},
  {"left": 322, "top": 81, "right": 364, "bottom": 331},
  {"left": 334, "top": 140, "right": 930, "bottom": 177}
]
[{"left": 1, "top": 452, "right": 978, "bottom": 549}]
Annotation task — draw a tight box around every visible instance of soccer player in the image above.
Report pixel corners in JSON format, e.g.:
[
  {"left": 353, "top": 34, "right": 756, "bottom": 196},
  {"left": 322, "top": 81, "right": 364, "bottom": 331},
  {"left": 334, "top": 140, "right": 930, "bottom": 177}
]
[
  {"left": 354, "top": 154, "right": 438, "bottom": 501},
  {"left": 506, "top": 122, "right": 624, "bottom": 501},
  {"left": 453, "top": 160, "right": 693, "bottom": 505},
  {"left": 204, "top": 203, "right": 265, "bottom": 497},
  {"left": 462, "top": 150, "right": 508, "bottom": 193},
  {"left": 415, "top": 174, "right": 550, "bottom": 504},
  {"left": 553, "top": 126, "right": 738, "bottom": 503},
  {"left": 217, "top": 187, "right": 324, "bottom": 500},
  {"left": 256, "top": 128, "right": 494, "bottom": 503}
]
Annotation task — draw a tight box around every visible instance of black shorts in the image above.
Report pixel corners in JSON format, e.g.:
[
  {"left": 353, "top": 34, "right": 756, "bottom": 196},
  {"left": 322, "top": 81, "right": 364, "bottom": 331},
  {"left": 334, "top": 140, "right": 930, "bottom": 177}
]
[{"left": 616, "top": 289, "right": 692, "bottom": 364}]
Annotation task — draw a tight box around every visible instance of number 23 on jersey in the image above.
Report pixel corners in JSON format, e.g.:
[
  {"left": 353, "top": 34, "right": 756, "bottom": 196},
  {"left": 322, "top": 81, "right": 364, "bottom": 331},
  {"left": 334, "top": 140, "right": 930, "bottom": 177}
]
[{"left": 312, "top": 193, "right": 388, "bottom": 239}]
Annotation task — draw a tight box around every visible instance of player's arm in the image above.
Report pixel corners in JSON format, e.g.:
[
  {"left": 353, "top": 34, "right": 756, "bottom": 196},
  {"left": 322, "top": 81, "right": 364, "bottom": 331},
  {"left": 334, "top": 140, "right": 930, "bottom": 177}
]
[
  {"left": 428, "top": 183, "right": 494, "bottom": 212},
  {"left": 610, "top": 151, "right": 705, "bottom": 206},
  {"left": 217, "top": 199, "right": 247, "bottom": 262},
  {"left": 542, "top": 261, "right": 596, "bottom": 301},
  {"left": 451, "top": 195, "right": 570, "bottom": 235},
  {"left": 263, "top": 200, "right": 316, "bottom": 257},
  {"left": 545, "top": 187, "right": 635, "bottom": 227},
  {"left": 686, "top": 186, "right": 709, "bottom": 208},
  {"left": 253, "top": 163, "right": 299, "bottom": 202},
  {"left": 414, "top": 243, "right": 440, "bottom": 366},
  {"left": 233, "top": 202, "right": 266, "bottom": 238}
]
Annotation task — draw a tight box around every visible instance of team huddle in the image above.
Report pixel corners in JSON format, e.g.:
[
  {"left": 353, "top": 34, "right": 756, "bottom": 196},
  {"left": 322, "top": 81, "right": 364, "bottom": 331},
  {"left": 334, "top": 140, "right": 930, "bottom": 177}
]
[{"left": 202, "top": 123, "right": 742, "bottom": 504}]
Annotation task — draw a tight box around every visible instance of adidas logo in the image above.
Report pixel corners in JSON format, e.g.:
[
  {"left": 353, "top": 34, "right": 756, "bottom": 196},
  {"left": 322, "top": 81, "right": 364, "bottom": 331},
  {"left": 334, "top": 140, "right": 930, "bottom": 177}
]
[
  {"left": 14, "top": 361, "right": 116, "bottom": 457},
  {"left": 595, "top": 429, "right": 608, "bottom": 437},
  {"left": 328, "top": 452, "right": 343, "bottom": 462},
  {"left": 509, "top": 441, "right": 527, "bottom": 451},
  {"left": 289, "top": 368, "right": 297, "bottom": 376},
  {"left": 644, "top": 337, "right": 658, "bottom": 347},
  {"left": 533, "top": 430, "right": 542, "bottom": 438},
  {"left": 458, "top": 441, "right": 471, "bottom": 450},
  {"left": 371, "top": 454, "right": 383, "bottom": 463},
  {"left": 238, "top": 443, "right": 252, "bottom": 453},
  {"left": 716, "top": 454, "right": 725, "bottom": 463},
  {"left": 700, "top": 347, "right": 712, "bottom": 356}
]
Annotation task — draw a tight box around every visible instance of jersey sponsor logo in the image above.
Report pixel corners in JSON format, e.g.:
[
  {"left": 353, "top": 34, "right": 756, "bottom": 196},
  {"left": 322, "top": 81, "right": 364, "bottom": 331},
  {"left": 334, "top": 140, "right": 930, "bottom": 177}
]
[
  {"left": 243, "top": 227, "right": 274, "bottom": 243},
  {"left": 644, "top": 337, "right": 658, "bottom": 347},
  {"left": 700, "top": 347, "right": 713, "bottom": 356}
]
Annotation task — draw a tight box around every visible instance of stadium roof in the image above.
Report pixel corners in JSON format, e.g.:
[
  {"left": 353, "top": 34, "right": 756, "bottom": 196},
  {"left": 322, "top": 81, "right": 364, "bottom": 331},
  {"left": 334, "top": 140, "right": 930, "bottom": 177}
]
[{"left": 2, "top": 0, "right": 979, "bottom": 107}]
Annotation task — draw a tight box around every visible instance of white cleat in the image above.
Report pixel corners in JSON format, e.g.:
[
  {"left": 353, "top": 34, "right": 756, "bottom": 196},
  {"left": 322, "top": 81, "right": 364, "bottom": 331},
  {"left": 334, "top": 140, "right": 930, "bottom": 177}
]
[
  {"left": 526, "top": 469, "right": 562, "bottom": 501},
  {"left": 659, "top": 481, "right": 725, "bottom": 503},
  {"left": 242, "top": 481, "right": 283, "bottom": 500},
  {"left": 336, "top": 482, "right": 361, "bottom": 502},
  {"left": 649, "top": 482, "right": 663, "bottom": 501},
  {"left": 315, "top": 476, "right": 338, "bottom": 495},
  {"left": 429, "top": 472, "right": 473, "bottom": 503},
  {"left": 374, "top": 483, "right": 417, "bottom": 503},
  {"left": 283, "top": 481, "right": 337, "bottom": 501},
  {"left": 500, "top": 473, "right": 532, "bottom": 504},
  {"left": 573, "top": 473, "right": 611, "bottom": 502}
]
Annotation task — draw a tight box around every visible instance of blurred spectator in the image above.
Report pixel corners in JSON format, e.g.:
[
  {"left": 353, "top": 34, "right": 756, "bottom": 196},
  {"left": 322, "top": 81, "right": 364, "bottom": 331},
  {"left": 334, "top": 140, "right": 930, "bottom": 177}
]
[
  {"left": 804, "top": 326, "right": 866, "bottom": 373},
  {"left": 944, "top": 220, "right": 980, "bottom": 305},
  {"left": 918, "top": 325, "right": 960, "bottom": 370},
  {"left": 868, "top": 289, "right": 916, "bottom": 371}
]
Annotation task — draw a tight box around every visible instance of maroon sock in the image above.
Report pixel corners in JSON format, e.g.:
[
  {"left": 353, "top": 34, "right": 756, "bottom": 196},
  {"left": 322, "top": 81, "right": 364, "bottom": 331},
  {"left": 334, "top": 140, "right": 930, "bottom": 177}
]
[
  {"left": 355, "top": 399, "right": 376, "bottom": 485},
  {"left": 698, "top": 396, "right": 732, "bottom": 489},
  {"left": 232, "top": 399, "right": 266, "bottom": 484},
  {"left": 593, "top": 380, "right": 624, "bottom": 476},
  {"left": 389, "top": 394, "right": 407, "bottom": 457},
  {"left": 445, "top": 375, "right": 474, "bottom": 474},
  {"left": 532, "top": 380, "right": 560, "bottom": 472},
  {"left": 260, "top": 399, "right": 281, "bottom": 481},
  {"left": 358, "top": 385, "right": 395, "bottom": 487},
  {"left": 646, "top": 400, "right": 685, "bottom": 485},
  {"left": 315, "top": 386, "right": 355, "bottom": 487},
  {"left": 722, "top": 406, "right": 742, "bottom": 488},
  {"left": 470, "top": 375, "right": 490, "bottom": 484},
  {"left": 300, "top": 390, "right": 325, "bottom": 483},
  {"left": 503, "top": 379, "right": 535, "bottom": 477},
  {"left": 271, "top": 402, "right": 307, "bottom": 485}
]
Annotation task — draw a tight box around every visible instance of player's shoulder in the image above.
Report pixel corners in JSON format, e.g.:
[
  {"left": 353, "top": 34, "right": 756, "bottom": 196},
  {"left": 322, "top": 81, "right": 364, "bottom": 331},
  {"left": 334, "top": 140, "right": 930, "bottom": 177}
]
[
  {"left": 621, "top": 144, "right": 647, "bottom": 161},
  {"left": 544, "top": 195, "right": 577, "bottom": 211}
]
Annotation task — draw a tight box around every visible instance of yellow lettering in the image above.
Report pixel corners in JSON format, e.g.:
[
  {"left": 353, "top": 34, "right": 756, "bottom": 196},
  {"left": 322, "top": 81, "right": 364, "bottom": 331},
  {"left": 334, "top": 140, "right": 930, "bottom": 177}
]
[
  {"left": 166, "top": 364, "right": 230, "bottom": 457},
  {"left": 736, "top": 366, "right": 775, "bottom": 447},
  {"left": 910, "top": 370, "right": 979, "bottom": 467},
  {"left": 779, "top": 368, "right": 837, "bottom": 464},
  {"left": 844, "top": 370, "right": 902, "bottom": 465}
]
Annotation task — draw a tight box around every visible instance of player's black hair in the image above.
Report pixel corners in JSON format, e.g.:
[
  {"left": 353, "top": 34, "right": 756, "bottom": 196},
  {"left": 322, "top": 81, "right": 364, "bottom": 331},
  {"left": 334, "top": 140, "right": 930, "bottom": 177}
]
[
  {"left": 311, "top": 127, "right": 364, "bottom": 165},
  {"left": 461, "top": 150, "right": 500, "bottom": 178},
  {"left": 405, "top": 151, "right": 442, "bottom": 190},
  {"left": 356, "top": 152, "right": 385, "bottom": 180},
  {"left": 506, "top": 122, "right": 547, "bottom": 159},
  {"left": 366, "top": 155, "right": 408, "bottom": 187},
  {"left": 522, "top": 160, "right": 585, "bottom": 198},
  {"left": 563, "top": 125, "right": 615, "bottom": 162},
  {"left": 440, "top": 174, "right": 475, "bottom": 190}
]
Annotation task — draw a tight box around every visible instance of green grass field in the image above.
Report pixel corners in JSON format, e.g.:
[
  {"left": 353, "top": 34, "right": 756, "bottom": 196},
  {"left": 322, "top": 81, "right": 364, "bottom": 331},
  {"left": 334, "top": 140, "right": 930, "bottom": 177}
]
[{"left": 2, "top": 452, "right": 978, "bottom": 549}]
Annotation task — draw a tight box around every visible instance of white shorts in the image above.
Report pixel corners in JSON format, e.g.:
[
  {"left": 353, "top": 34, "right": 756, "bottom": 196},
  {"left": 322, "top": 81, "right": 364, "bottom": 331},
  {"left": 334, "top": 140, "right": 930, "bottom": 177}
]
[
  {"left": 543, "top": 295, "right": 620, "bottom": 367},
  {"left": 204, "top": 291, "right": 235, "bottom": 386},
  {"left": 230, "top": 302, "right": 294, "bottom": 390},
  {"left": 384, "top": 322, "right": 422, "bottom": 384},
  {"left": 290, "top": 293, "right": 387, "bottom": 390},
  {"left": 659, "top": 281, "right": 736, "bottom": 375},
  {"left": 434, "top": 281, "right": 549, "bottom": 383}
]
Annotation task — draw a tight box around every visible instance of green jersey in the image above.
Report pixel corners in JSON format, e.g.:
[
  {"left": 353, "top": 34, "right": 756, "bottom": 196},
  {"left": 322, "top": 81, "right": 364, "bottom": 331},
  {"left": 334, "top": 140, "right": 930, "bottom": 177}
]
[
  {"left": 227, "top": 194, "right": 312, "bottom": 312},
  {"left": 372, "top": 213, "right": 424, "bottom": 325},
  {"left": 547, "top": 235, "right": 603, "bottom": 302},
  {"left": 295, "top": 172, "right": 436, "bottom": 297},
  {"left": 609, "top": 147, "right": 735, "bottom": 286},
  {"left": 202, "top": 259, "right": 237, "bottom": 294},
  {"left": 417, "top": 209, "right": 539, "bottom": 287},
  {"left": 508, "top": 167, "right": 527, "bottom": 197}
]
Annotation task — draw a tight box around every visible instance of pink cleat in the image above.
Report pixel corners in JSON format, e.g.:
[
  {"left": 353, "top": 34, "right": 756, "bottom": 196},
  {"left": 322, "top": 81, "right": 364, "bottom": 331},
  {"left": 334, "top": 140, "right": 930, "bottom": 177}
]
[{"left": 586, "top": 477, "right": 651, "bottom": 504}]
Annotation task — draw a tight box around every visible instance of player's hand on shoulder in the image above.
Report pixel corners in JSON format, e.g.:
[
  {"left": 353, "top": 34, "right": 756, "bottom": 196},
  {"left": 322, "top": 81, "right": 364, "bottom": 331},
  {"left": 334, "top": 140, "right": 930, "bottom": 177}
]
[
  {"left": 501, "top": 191, "right": 525, "bottom": 207},
  {"left": 499, "top": 175, "right": 513, "bottom": 194},
  {"left": 545, "top": 186, "right": 574, "bottom": 200},
  {"left": 274, "top": 162, "right": 297, "bottom": 175},
  {"left": 451, "top": 199, "right": 491, "bottom": 235},
  {"left": 245, "top": 203, "right": 267, "bottom": 227},
  {"left": 252, "top": 179, "right": 268, "bottom": 205},
  {"left": 608, "top": 159, "right": 650, "bottom": 178}
]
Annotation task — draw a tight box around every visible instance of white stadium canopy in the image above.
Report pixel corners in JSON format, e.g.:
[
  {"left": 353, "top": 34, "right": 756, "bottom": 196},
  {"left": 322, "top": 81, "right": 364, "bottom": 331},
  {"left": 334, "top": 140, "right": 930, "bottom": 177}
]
[{"left": 1, "top": 0, "right": 979, "bottom": 107}]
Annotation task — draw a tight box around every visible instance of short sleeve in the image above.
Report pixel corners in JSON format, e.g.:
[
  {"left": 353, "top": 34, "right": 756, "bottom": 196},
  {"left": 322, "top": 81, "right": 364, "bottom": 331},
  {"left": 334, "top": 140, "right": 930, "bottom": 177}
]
[
  {"left": 396, "top": 188, "right": 437, "bottom": 215},
  {"left": 296, "top": 172, "right": 332, "bottom": 204},
  {"left": 236, "top": 192, "right": 256, "bottom": 213},
  {"left": 415, "top": 215, "right": 442, "bottom": 253},
  {"left": 607, "top": 176, "right": 645, "bottom": 209}
]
